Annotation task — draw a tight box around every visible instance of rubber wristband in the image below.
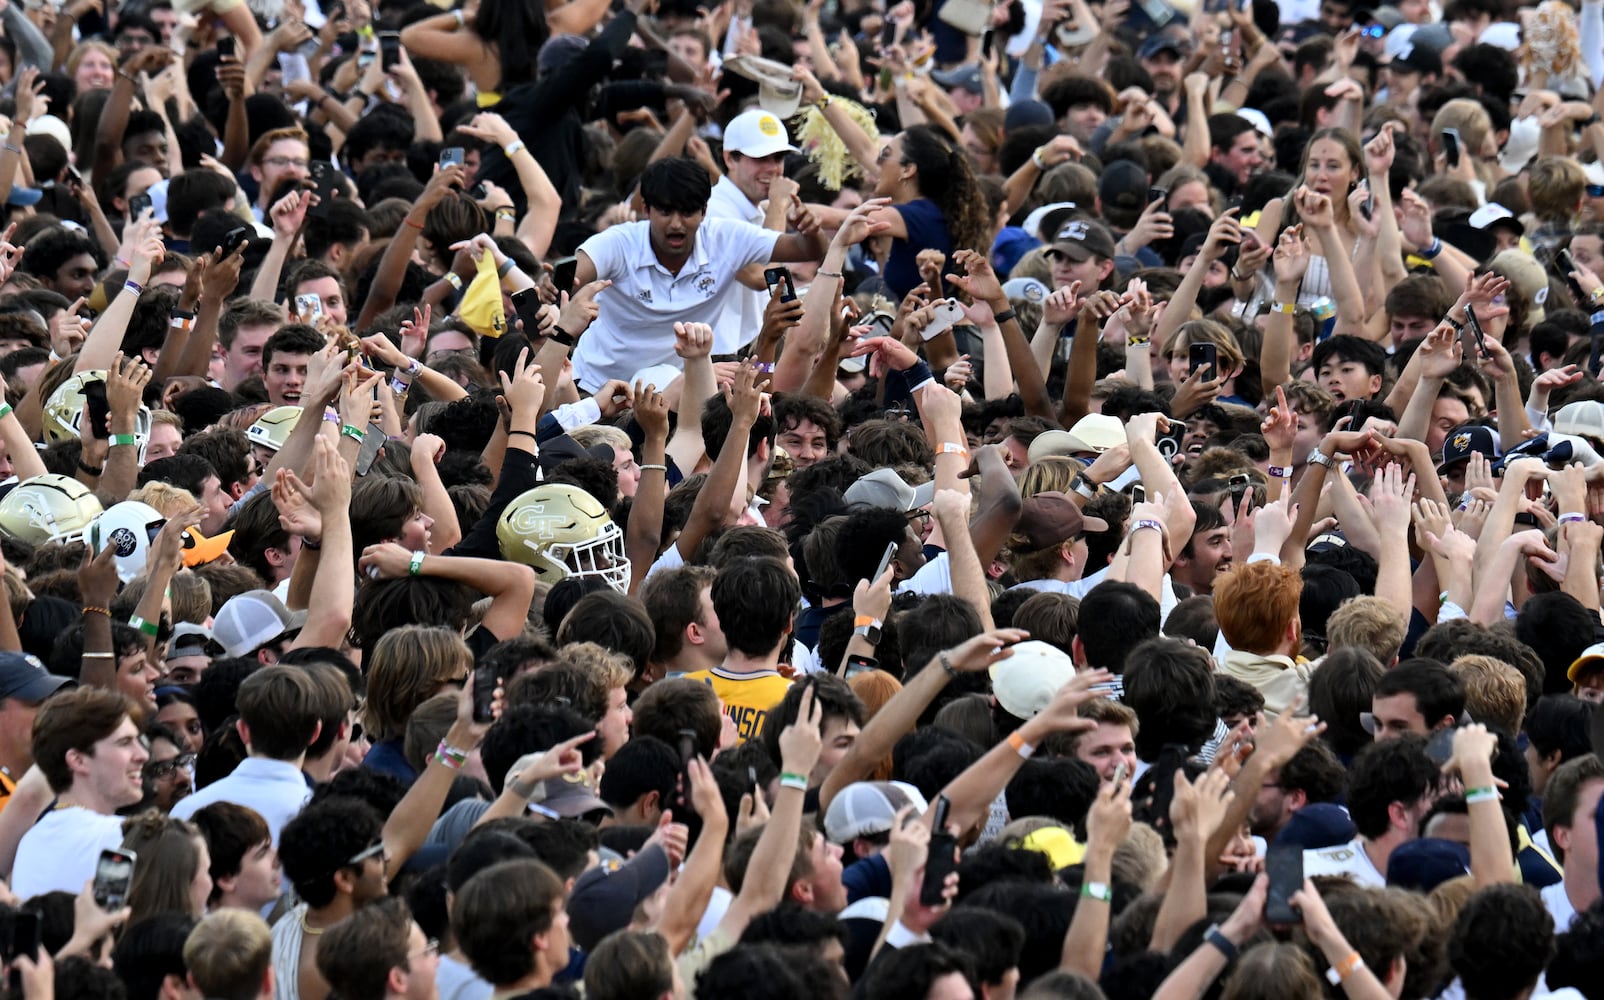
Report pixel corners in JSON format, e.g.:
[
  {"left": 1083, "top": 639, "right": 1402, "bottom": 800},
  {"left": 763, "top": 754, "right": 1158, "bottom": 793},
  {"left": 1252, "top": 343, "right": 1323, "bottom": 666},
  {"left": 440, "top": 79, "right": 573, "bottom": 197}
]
[
  {"left": 109, "top": 433, "right": 137, "bottom": 447},
  {"left": 442, "top": 271, "right": 462, "bottom": 290},
  {"left": 124, "top": 279, "right": 144, "bottom": 295},
  {"left": 77, "top": 460, "right": 103, "bottom": 476},
  {"left": 1268, "top": 465, "right": 1290, "bottom": 478},
  {"left": 1559, "top": 512, "right": 1586, "bottom": 524},
  {"left": 128, "top": 615, "right": 159, "bottom": 637},
  {"left": 508, "top": 430, "right": 538, "bottom": 440},
  {"left": 1007, "top": 731, "right": 1035, "bottom": 758},
  {"left": 497, "top": 258, "right": 515, "bottom": 278},
  {"left": 341, "top": 424, "right": 366, "bottom": 442},
  {"left": 404, "top": 217, "right": 424, "bottom": 229},
  {"left": 1205, "top": 926, "right": 1238, "bottom": 960},
  {"left": 1419, "top": 237, "right": 1443, "bottom": 260},
  {"left": 1080, "top": 881, "right": 1113, "bottom": 902},
  {"left": 0, "top": 403, "right": 13, "bottom": 420},
  {"left": 778, "top": 771, "right": 808, "bottom": 791},
  {"left": 993, "top": 308, "right": 1018, "bottom": 324},
  {"left": 1464, "top": 785, "right": 1499, "bottom": 804},
  {"left": 409, "top": 550, "right": 426, "bottom": 576}
]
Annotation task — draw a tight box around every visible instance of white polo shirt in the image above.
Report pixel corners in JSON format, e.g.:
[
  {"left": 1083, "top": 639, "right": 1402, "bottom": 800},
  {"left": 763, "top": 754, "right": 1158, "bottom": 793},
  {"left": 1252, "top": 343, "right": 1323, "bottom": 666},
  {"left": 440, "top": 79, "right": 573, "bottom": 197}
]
[
  {"left": 705, "top": 176, "right": 770, "bottom": 356},
  {"left": 572, "top": 219, "right": 780, "bottom": 392}
]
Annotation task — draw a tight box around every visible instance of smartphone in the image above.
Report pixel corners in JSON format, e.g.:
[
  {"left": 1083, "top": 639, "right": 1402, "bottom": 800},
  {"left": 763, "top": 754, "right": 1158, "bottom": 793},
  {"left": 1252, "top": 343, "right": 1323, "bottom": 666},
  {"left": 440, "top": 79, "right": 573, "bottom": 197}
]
[
  {"left": 471, "top": 666, "right": 498, "bottom": 723},
  {"left": 83, "top": 378, "right": 111, "bottom": 439},
  {"left": 921, "top": 795, "right": 960, "bottom": 905},
  {"left": 1358, "top": 179, "right": 1374, "bottom": 221},
  {"left": 1463, "top": 305, "right": 1490, "bottom": 361},
  {"left": 1130, "top": 483, "right": 1146, "bottom": 504},
  {"left": 1424, "top": 726, "right": 1456, "bottom": 765},
  {"left": 879, "top": 16, "right": 896, "bottom": 48},
  {"left": 216, "top": 36, "right": 235, "bottom": 59},
  {"left": 439, "top": 147, "right": 466, "bottom": 170},
  {"left": 3, "top": 911, "right": 39, "bottom": 964},
  {"left": 308, "top": 160, "right": 337, "bottom": 217},
  {"left": 379, "top": 31, "right": 402, "bottom": 70},
  {"left": 295, "top": 293, "right": 324, "bottom": 323},
  {"left": 1441, "top": 128, "right": 1462, "bottom": 169},
  {"left": 764, "top": 266, "right": 796, "bottom": 303},
  {"left": 220, "top": 226, "right": 251, "bottom": 257},
  {"left": 510, "top": 287, "right": 543, "bottom": 335},
  {"left": 873, "top": 540, "right": 898, "bottom": 583},
  {"left": 1219, "top": 27, "right": 1233, "bottom": 50},
  {"left": 1188, "top": 342, "right": 1218, "bottom": 379},
  {"left": 354, "top": 420, "right": 384, "bottom": 475},
  {"left": 921, "top": 300, "right": 965, "bottom": 341},
  {"left": 550, "top": 256, "right": 578, "bottom": 295},
  {"left": 677, "top": 728, "right": 698, "bottom": 765},
  {"left": 1556, "top": 247, "right": 1591, "bottom": 304},
  {"left": 980, "top": 30, "right": 993, "bottom": 59},
  {"left": 1148, "top": 186, "right": 1169, "bottom": 206},
  {"left": 326, "top": 0, "right": 346, "bottom": 21},
  {"left": 93, "top": 849, "right": 137, "bottom": 911},
  {"left": 128, "top": 192, "right": 152, "bottom": 220},
  {"left": 1112, "top": 761, "right": 1128, "bottom": 787},
  {"left": 1264, "top": 846, "right": 1303, "bottom": 924},
  {"left": 845, "top": 653, "right": 878, "bottom": 678},
  {"left": 1590, "top": 330, "right": 1604, "bottom": 378}
]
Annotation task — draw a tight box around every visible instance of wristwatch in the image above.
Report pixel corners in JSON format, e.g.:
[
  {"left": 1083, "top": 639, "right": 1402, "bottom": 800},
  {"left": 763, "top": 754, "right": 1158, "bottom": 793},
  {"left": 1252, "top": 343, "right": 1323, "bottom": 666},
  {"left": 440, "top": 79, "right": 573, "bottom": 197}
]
[
  {"left": 853, "top": 615, "right": 882, "bottom": 645},
  {"left": 1307, "top": 447, "right": 1337, "bottom": 470},
  {"left": 548, "top": 326, "right": 576, "bottom": 348},
  {"left": 1070, "top": 473, "right": 1097, "bottom": 500}
]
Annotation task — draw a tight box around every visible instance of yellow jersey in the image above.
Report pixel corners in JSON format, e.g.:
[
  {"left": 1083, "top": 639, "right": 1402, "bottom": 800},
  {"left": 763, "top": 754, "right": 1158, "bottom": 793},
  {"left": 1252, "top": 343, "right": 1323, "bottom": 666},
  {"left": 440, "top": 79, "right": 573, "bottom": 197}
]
[{"left": 682, "top": 667, "right": 794, "bottom": 743}]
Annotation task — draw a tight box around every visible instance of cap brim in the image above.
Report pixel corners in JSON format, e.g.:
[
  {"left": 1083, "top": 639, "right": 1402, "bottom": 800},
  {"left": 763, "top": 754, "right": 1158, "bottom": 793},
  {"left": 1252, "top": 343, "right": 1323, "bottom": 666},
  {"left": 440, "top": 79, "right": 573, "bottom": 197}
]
[
  {"left": 6, "top": 673, "right": 74, "bottom": 702},
  {"left": 911, "top": 481, "right": 935, "bottom": 510},
  {"left": 1568, "top": 655, "right": 1604, "bottom": 682},
  {"left": 1049, "top": 243, "right": 1094, "bottom": 261},
  {"left": 1080, "top": 514, "right": 1110, "bottom": 533}
]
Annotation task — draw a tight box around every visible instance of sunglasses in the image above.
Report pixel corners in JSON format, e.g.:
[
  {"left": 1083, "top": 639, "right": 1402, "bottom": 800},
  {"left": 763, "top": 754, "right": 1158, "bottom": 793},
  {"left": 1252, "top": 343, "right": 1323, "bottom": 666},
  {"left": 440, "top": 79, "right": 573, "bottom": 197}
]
[
  {"left": 346, "top": 841, "right": 386, "bottom": 866},
  {"left": 144, "top": 753, "right": 195, "bottom": 780}
]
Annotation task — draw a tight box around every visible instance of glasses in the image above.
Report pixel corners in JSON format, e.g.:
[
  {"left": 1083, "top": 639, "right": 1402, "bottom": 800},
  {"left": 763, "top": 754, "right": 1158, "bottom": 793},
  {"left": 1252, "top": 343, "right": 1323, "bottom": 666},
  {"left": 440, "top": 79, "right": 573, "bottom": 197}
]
[
  {"left": 346, "top": 841, "right": 386, "bottom": 866},
  {"left": 906, "top": 509, "right": 931, "bottom": 525},
  {"left": 410, "top": 939, "right": 440, "bottom": 961},
  {"left": 144, "top": 753, "right": 195, "bottom": 780},
  {"left": 1588, "top": 185, "right": 1604, "bottom": 198},
  {"left": 263, "top": 156, "right": 310, "bottom": 169}
]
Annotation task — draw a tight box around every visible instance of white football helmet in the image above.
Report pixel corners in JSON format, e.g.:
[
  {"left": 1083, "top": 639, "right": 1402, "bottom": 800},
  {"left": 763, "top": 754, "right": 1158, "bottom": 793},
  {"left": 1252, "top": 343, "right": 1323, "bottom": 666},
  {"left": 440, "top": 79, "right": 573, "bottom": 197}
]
[{"left": 88, "top": 501, "right": 166, "bottom": 583}]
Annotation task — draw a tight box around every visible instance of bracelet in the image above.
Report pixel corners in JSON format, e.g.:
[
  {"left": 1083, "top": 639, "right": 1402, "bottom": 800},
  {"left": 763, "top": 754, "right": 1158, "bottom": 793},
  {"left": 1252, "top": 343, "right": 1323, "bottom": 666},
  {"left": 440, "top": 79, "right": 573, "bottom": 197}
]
[
  {"left": 404, "top": 217, "right": 424, "bottom": 230},
  {"left": 301, "top": 537, "right": 321, "bottom": 550},
  {"left": 497, "top": 258, "right": 516, "bottom": 278},
  {"left": 433, "top": 740, "right": 468, "bottom": 770},
  {"left": 341, "top": 424, "right": 366, "bottom": 443},
  {"left": 1230, "top": 268, "right": 1249, "bottom": 282},
  {"left": 753, "top": 361, "right": 776, "bottom": 374},
  {"left": 1006, "top": 731, "right": 1035, "bottom": 758},
  {"left": 815, "top": 94, "right": 832, "bottom": 109},
  {"left": 504, "top": 140, "right": 526, "bottom": 157},
  {"left": 77, "top": 460, "right": 103, "bottom": 476},
  {"left": 128, "top": 615, "right": 159, "bottom": 637},
  {"left": 1132, "top": 518, "right": 1163, "bottom": 535},
  {"left": 778, "top": 771, "right": 809, "bottom": 791},
  {"left": 109, "top": 433, "right": 137, "bottom": 448},
  {"left": 1307, "top": 448, "right": 1337, "bottom": 470},
  {"left": 83, "top": 605, "right": 111, "bottom": 618},
  {"left": 82, "top": 651, "right": 114, "bottom": 658},
  {"left": 1464, "top": 785, "right": 1499, "bottom": 804},
  {"left": 1268, "top": 464, "right": 1290, "bottom": 479},
  {"left": 442, "top": 271, "right": 463, "bottom": 290},
  {"left": 124, "top": 279, "right": 144, "bottom": 296},
  {"left": 2, "top": 143, "right": 19, "bottom": 155},
  {"left": 939, "top": 441, "right": 969, "bottom": 460},
  {"left": 938, "top": 651, "right": 960, "bottom": 679},
  {"left": 1205, "top": 925, "right": 1238, "bottom": 961},
  {"left": 1080, "top": 881, "right": 1113, "bottom": 902},
  {"left": 113, "top": 256, "right": 131, "bottom": 269},
  {"left": 170, "top": 308, "right": 197, "bottom": 321},
  {"left": 495, "top": 208, "right": 516, "bottom": 222},
  {"left": 817, "top": 268, "right": 843, "bottom": 278},
  {"left": 452, "top": 8, "right": 465, "bottom": 26},
  {"left": 992, "top": 308, "right": 1017, "bottom": 324},
  {"left": 409, "top": 550, "right": 426, "bottom": 576},
  {"left": 639, "top": 463, "right": 667, "bottom": 473},
  {"left": 1419, "top": 237, "right": 1443, "bottom": 260},
  {"left": 1326, "top": 951, "right": 1365, "bottom": 986},
  {"left": 1269, "top": 302, "right": 1296, "bottom": 314},
  {"left": 1559, "top": 512, "right": 1586, "bottom": 524},
  {"left": 1127, "top": 335, "right": 1150, "bottom": 347},
  {"left": 0, "top": 403, "right": 13, "bottom": 420},
  {"left": 1031, "top": 147, "right": 1048, "bottom": 170},
  {"left": 507, "top": 429, "right": 538, "bottom": 441}
]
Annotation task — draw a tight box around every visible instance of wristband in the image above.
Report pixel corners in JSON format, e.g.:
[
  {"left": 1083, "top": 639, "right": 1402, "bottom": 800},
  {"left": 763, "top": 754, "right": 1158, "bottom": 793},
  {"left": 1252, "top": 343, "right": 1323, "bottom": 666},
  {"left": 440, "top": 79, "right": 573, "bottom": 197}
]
[
  {"left": 778, "top": 771, "right": 809, "bottom": 791},
  {"left": 169, "top": 314, "right": 194, "bottom": 332},
  {"left": 1559, "top": 512, "right": 1586, "bottom": 524},
  {"left": 0, "top": 403, "right": 12, "bottom": 420},
  {"left": 507, "top": 429, "right": 538, "bottom": 441},
  {"left": 1592, "top": 310, "right": 1604, "bottom": 326},
  {"left": 128, "top": 615, "right": 159, "bottom": 637},
  {"left": 1269, "top": 302, "right": 1296, "bottom": 314},
  {"left": 495, "top": 208, "right": 516, "bottom": 222},
  {"left": 82, "top": 651, "right": 114, "bottom": 659},
  {"left": 113, "top": 256, "right": 131, "bottom": 269},
  {"left": 1031, "top": 147, "right": 1048, "bottom": 170},
  {"left": 301, "top": 536, "right": 321, "bottom": 550},
  {"left": 409, "top": 550, "right": 426, "bottom": 576},
  {"left": 497, "top": 258, "right": 516, "bottom": 279},
  {"left": 992, "top": 308, "right": 1017, "bottom": 324},
  {"left": 639, "top": 463, "right": 667, "bottom": 473},
  {"left": 1132, "top": 518, "right": 1163, "bottom": 535},
  {"left": 452, "top": 8, "right": 465, "bottom": 26},
  {"left": 1326, "top": 951, "right": 1365, "bottom": 986},
  {"left": 341, "top": 424, "right": 366, "bottom": 442},
  {"left": 939, "top": 441, "right": 969, "bottom": 461},
  {"left": 938, "top": 651, "right": 960, "bottom": 679},
  {"left": 390, "top": 377, "right": 412, "bottom": 396},
  {"left": 404, "top": 217, "right": 424, "bottom": 230},
  {"left": 1419, "top": 237, "right": 1443, "bottom": 260},
  {"left": 1127, "top": 334, "right": 1151, "bottom": 346},
  {"left": 124, "top": 279, "right": 144, "bottom": 296},
  {"left": 817, "top": 268, "right": 843, "bottom": 279},
  {"left": 405, "top": 358, "right": 423, "bottom": 378},
  {"left": 1205, "top": 925, "right": 1238, "bottom": 961},
  {"left": 1307, "top": 448, "right": 1337, "bottom": 470},
  {"left": 433, "top": 740, "right": 468, "bottom": 770},
  {"left": 442, "top": 271, "right": 463, "bottom": 290},
  {"left": 753, "top": 361, "right": 776, "bottom": 373},
  {"left": 1007, "top": 731, "right": 1035, "bottom": 758},
  {"left": 1080, "top": 881, "right": 1113, "bottom": 902},
  {"left": 110, "top": 433, "right": 137, "bottom": 447},
  {"left": 504, "top": 140, "right": 526, "bottom": 157},
  {"left": 853, "top": 615, "right": 881, "bottom": 628},
  {"left": 1268, "top": 464, "right": 1290, "bottom": 479},
  {"left": 83, "top": 606, "right": 111, "bottom": 617},
  {"left": 1464, "top": 785, "right": 1499, "bottom": 804},
  {"left": 77, "top": 460, "right": 103, "bottom": 476}
]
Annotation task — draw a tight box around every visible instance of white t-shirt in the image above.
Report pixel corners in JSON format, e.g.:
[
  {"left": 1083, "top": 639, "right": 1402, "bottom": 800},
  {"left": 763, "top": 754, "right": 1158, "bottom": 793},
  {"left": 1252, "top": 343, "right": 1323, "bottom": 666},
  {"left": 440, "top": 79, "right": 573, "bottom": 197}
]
[
  {"left": 704, "top": 176, "right": 769, "bottom": 356},
  {"left": 572, "top": 219, "right": 780, "bottom": 391},
  {"left": 1541, "top": 880, "right": 1579, "bottom": 932},
  {"left": 1303, "top": 835, "right": 1386, "bottom": 888},
  {"left": 11, "top": 806, "right": 125, "bottom": 900}
]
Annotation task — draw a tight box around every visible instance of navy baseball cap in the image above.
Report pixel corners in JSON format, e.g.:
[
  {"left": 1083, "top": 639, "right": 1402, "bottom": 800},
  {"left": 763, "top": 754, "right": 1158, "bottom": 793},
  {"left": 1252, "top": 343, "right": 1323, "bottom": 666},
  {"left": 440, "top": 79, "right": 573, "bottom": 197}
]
[{"left": 0, "top": 651, "right": 74, "bottom": 702}]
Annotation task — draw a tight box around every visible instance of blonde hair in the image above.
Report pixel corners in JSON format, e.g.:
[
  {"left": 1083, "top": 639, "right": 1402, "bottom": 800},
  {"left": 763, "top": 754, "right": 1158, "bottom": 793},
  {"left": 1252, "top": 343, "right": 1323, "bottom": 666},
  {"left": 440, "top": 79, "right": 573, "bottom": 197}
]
[
  {"left": 363, "top": 626, "right": 473, "bottom": 741},
  {"left": 65, "top": 41, "right": 118, "bottom": 80},
  {"left": 1449, "top": 654, "right": 1528, "bottom": 737},
  {"left": 1019, "top": 457, "right": 1081, "bottom": 499},
  {"left": 570, "top": 424, "right": 632, "bottom": 456},
  {"left": 185, "top": 910, "right": 273, "bottom": 1000},
  {"left": 557, "top": 640, "right": 634, "bottom": 691},
  {"left": 1325, "top": 596, "right": 1407, "bottom": 666},
  {"left": 128, "top": 482, "right": 200, "bottom": 517}
]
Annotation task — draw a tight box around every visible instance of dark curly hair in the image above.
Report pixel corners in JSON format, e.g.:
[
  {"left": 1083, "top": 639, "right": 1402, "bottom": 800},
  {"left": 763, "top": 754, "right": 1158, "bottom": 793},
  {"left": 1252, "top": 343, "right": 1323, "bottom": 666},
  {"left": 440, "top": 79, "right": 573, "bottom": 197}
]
[{"left": 898, "top": 124, "right": 990, "bottom": 260}]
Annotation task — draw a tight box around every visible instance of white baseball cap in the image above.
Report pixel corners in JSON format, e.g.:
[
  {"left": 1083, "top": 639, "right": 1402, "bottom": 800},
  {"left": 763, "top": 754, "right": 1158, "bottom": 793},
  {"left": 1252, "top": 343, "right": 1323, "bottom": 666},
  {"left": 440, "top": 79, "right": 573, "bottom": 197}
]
[
  {"left": 990, "top": 640, "right": 1078, "bottom": 719},
  {"left": 722, "top": 108, "right": 799, "bottom": 159}
]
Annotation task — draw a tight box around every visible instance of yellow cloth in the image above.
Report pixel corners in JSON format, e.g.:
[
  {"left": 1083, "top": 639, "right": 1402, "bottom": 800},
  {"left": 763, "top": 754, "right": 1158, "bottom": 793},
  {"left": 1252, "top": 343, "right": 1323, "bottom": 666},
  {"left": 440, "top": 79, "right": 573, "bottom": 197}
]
[
  {"left": 476, "top": 91, "right": 502, "bottom": 108},
  {"left": 457, "top": 252, "right": 506, "bottom": 338},
  {"left": 682, "top": 667, "right": 793, "bottom": 743},
  {"left": 1018, "top": 826, "right": 1085, "bottom": 870}
]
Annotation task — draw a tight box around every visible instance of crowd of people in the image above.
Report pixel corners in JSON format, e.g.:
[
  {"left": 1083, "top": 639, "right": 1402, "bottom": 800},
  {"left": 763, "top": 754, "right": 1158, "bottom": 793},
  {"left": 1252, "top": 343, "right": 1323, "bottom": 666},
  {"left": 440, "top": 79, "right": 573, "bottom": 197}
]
[{"left": 0, "top": 0, "right": 1601, "bottom": 997}]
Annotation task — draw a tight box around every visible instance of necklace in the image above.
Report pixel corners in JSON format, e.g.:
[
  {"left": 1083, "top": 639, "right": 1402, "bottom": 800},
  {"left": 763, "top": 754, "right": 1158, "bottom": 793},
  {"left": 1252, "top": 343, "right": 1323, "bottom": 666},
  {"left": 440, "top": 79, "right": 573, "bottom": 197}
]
[{"left": 300, "top": 910, "right": 326, "bottom": 936}]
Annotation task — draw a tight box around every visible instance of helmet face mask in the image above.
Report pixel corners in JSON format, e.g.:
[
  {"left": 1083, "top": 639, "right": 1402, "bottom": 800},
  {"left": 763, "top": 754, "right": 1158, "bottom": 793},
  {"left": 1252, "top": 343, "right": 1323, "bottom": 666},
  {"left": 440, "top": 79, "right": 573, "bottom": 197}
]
[
  {"left": 496, "top": 483, "right": 632, "bottom": 592},
  {"left": 44, "top": 371, "right": 153, "bottom": 461}
]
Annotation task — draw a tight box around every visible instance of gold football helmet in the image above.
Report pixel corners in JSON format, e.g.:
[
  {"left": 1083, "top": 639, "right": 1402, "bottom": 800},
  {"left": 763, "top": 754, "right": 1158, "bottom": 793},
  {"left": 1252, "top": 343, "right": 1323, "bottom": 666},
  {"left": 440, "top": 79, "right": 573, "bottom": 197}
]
[
  {"left": 0, "top": 474, "right": 105, "bottom": 545},
  {"left": 496, "top": 483, "right": 629, "bottom": 591}
]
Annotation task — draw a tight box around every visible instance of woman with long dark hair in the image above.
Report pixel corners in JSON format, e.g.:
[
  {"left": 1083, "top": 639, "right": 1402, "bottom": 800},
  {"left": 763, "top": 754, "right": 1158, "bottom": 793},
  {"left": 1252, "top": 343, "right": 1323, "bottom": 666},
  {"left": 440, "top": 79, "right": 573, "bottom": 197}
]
[
  {"left": 399, "top": 0, "right": 613, "bottom": 105},
  {"left": 868, "top": 124, "right": 992, "bottom": 299}
]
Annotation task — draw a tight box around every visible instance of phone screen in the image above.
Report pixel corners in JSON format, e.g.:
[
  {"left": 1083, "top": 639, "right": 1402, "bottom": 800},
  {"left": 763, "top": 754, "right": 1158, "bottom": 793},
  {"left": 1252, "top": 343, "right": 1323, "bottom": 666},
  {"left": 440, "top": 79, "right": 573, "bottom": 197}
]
[
  {"left": 1264, "top": 847, "right": 1303, "bottom": 924},
  {"left": 128, "top": 193, "right": 152, "bottom": 219},
  {"left": 1441, "top": 129, "right": 1461, "bottom": 168},
  {"left": 471, "top": 666, "right": 498, "bottom": 723},
  {"left": 764, "top": 266, "right": 796, "bottom": 302},
  {"left": 93, "top": 849, "right": 136, "bottom": 911},
  {"left": 551, "top": 256, "right": 578, "bottom": 295},
  {"left": 83, "top": 379, "right": 111, "bottom": 439},
  {"left": 921, "top": 796, "right": 959, "bottom": 906}
]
